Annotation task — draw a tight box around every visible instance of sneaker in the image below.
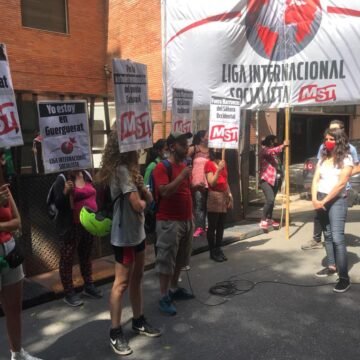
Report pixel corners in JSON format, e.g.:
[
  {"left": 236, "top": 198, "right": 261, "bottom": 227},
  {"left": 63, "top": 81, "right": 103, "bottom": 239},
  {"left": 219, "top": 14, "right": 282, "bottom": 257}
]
[
  {"left": 132, "top": 315, "right": 162, "bottom": 337},
  {"left": 210, "top": 250, "right": 224, "bottom": 262},
  {"left": 259, "top": 220, "right": 268, "bottom": 230},
  {"left": 11, "top": 349, "right": 43, "bottom": 360},
  {"left": 218, "top": 249, "right": 228, "bottom": 261},
  {"left": 63, "top": 291, "right": 83, "bottom": 307},
  {"left": 315, "top": 267, "right": 337, "bottom": 278},
  {"left": 267, "top": 219, "right": 280, "bottom": 228},
  {"left": 301, "top": 240, "right": 323, "bottom": 250},
  {"left": 83, "top": 283, "right": 103, "bottom": 299},
  {"left": 169, "top": 287, "right": 195, "bottom": 301},
  {"left": 333, "top": 278, "right": 351, "bottom": 293},
  {"left": 159, "top": 295, "right": 177, "bottom": 315},
  {"left": 181, "top": 265, "right": 191, "bottom": 271},
  {"left": 193, "top": 227, "right": 204, "bottom": 237},
  {"left": 110, "top": 326, "right": 132, "bottom": 356}
]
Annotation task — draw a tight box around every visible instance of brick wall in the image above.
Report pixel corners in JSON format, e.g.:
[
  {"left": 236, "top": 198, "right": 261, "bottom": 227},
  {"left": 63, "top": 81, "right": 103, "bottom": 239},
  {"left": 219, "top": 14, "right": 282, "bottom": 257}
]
[
  {"left": 107, "top": 0, "right": 162, "bottom": 101},
  {"left": 0, "top": 0, "right": 108, "bottom": 94}
]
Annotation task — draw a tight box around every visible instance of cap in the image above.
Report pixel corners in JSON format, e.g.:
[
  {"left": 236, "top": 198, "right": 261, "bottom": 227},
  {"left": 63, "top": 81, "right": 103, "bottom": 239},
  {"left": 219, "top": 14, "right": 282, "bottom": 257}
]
[{"left": 167, "top": 131, "right": 193, "bottom": 146}]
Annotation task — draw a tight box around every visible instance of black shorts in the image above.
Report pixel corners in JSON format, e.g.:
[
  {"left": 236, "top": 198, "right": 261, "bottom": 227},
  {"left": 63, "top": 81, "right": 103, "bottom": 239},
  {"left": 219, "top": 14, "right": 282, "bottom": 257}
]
[{"left": 112, "top": 240, "right": 146, "bottom": 264}]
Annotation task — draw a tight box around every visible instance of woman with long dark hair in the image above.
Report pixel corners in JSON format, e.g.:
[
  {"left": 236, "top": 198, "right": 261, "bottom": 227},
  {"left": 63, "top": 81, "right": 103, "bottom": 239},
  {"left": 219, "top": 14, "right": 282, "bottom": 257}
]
[
  {"left": 53, "top": 169, "right": 102, "bottom": 307},
  {"left": 204, "top": 148, "right": 233, "bottom": 262},
  {"left": 96, "top": 131, "right": 160, "bottom": 356},
  {"left": 259, "top": 135, "right": 288, "bottom": 230},
  {"left": 188, "top": 130, "right": 209, "bottom": 237},
  {"left": 312, "top": 128, "right": 353, "bottom": 292}
]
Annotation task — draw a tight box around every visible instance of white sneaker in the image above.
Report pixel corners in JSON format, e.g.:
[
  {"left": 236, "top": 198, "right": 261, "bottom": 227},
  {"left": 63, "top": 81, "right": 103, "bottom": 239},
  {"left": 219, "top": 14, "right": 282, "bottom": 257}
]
[{"left": 11, "top": 348, "right": 43, "bottom": 360}]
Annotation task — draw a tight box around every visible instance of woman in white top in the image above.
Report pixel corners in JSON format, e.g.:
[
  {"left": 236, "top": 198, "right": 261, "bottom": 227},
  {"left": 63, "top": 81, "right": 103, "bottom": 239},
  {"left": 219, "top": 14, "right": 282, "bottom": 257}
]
[{"left": 312, "top": 128, "right": 353, "bottom": 293}]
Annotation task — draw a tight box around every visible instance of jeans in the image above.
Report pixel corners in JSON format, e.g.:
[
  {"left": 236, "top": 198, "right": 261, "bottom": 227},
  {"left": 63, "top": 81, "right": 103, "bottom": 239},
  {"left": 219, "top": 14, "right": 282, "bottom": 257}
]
[
  {"left": 313, "top": 211, "right": 322, "bottom": 242},
  {"left": 193, "top": 189, "right": 208, "bottom": 229},
  {"left": 317, "top": 193, "right": 349, "bottom": 280},
  {"left": 260, "top": 179, "right": 282, "bottom": 221}
]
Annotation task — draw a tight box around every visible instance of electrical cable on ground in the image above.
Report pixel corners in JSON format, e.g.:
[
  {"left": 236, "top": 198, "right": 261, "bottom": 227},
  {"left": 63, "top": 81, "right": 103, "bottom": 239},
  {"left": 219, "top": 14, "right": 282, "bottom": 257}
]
[{"left": 184, "top": 270, "right": 360, "bottom": 307}]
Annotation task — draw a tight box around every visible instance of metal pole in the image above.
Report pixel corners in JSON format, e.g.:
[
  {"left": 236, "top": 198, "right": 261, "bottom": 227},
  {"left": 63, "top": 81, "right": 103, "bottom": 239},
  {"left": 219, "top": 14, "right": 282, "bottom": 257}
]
[
  {"left": 285, "top": 107, "right": 291, "bottom": 240},
  {"left": 255, "top": 110, "right": 259, "bottom": 193}
]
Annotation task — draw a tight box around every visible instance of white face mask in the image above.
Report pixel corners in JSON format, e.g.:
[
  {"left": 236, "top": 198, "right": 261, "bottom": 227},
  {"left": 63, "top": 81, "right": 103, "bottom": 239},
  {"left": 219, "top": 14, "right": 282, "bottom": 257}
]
[{"left": 163, "top": 151, "right": 170, "bottom": 159}]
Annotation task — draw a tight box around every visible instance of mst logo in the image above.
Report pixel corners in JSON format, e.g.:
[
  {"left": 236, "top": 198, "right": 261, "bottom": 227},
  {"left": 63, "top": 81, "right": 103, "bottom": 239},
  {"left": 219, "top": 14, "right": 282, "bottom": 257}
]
[
  {"left": 298, "top": 84, "right": 337, "bottom": 103},
  {"left": 210, "top": 125, "right": 238, "bottom": 142}
]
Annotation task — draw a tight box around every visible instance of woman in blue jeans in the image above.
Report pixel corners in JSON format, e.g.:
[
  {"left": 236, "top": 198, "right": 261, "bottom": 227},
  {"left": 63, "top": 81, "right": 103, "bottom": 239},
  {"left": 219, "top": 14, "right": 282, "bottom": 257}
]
[{"left": 312, "top": 128, "right": 353, "bottom": 293}]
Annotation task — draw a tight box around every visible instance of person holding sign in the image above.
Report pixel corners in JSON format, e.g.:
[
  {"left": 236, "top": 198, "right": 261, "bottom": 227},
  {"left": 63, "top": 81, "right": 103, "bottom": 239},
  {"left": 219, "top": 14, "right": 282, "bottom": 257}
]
[
  {"left": 0, "top": 176, "right": 43, "bottom": 359},
  {"left": 259, "top": 136, "right": 288, "bottom": 230},
  {"left": 188, "top": 130, "right": 209, "bottom": 238},
  {"left": 96, "top": 132, "right": 161, "bottom": 356},
  {"left": 311, "top": 128, "right": 352, "bottom": 293},
  {"left": 204, "top": 148, "right": 233, "bottom": 262},
  {"left": 53, "top": 170, "right": 103, "bottom": 307}
]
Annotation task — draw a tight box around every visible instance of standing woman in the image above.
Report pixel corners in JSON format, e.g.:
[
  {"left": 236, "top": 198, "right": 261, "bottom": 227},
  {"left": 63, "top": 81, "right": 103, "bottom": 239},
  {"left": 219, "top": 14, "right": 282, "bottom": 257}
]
[
  {"left": 188, "top": 130, "right": 209, "bottom": 237},
  {"left": 0, "top": 183, "right": 42, "bottom": 359},
  {"left": 204, "top": 149, "right": 233, "bottom": 262},
  {"left": 96, "top": 132, "right": 160, "bottom": 356},
  {"left": 143, "top": 139, "right": 168, "bottom": 186},
  {"left": 259, "top": 135, "right": 288, "bottom": 230},
  {"left": 312, "top": 128, "right": 353, "bottom": 293},
  {"left": 53, "top": 169, "right": 102, "bottom": 307}
]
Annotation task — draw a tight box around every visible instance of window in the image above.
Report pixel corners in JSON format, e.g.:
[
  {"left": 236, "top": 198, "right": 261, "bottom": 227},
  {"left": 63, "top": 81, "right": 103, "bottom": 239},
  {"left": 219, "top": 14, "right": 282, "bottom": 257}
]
[{"left": 21, "top": 0, "right": 68, "bottom": 34}]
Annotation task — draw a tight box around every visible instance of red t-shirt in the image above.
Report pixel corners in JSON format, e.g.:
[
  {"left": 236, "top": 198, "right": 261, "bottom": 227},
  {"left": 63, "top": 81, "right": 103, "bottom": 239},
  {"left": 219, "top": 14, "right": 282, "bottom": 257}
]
[
  {"left": 0, "top": 204, "right": 12, "bottom": 244},
  {"left": 204, "top": 160, "right": 228, "bottom": 192},
  {"left": 153, "top": 161, "right": 192, "bottom": 221}
]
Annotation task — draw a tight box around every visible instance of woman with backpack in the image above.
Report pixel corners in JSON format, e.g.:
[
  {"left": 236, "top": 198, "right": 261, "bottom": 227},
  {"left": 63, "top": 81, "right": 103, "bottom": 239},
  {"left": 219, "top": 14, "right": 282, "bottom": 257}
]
[
  {"left": 96, "top": 131, "right": 161, "bottom": 356},
  {"left": 53, "top": 169, "right": 102, "bottom": 307},
  {"left": 144, "top": 139, "right": 168, "bottom": 186}
]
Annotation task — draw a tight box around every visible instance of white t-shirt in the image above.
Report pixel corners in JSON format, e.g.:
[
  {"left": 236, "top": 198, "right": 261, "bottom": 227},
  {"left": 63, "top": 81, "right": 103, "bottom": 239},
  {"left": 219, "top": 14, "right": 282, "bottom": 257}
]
[{"left": 317, "top": 155, "right": 353, "bottom": 195}]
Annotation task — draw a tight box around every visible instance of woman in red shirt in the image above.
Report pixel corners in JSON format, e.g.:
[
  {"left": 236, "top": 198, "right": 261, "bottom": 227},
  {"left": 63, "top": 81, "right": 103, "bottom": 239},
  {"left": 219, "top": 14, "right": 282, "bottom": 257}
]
[
  {"left": 204, "top": 149, "right": 233, "bottom": 262},
  {"left": 0, "top": 183, "right": 43, "bottom": 360}
]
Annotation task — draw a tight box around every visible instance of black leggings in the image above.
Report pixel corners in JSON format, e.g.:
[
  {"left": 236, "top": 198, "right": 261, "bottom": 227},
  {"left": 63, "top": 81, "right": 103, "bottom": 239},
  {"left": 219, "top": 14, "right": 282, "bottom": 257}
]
[
  {"left": 207, "top": 212, "right": 227, "bottom": 250},
  {"left": 260, "top": 179, "right": 282, "bottom": 221}
]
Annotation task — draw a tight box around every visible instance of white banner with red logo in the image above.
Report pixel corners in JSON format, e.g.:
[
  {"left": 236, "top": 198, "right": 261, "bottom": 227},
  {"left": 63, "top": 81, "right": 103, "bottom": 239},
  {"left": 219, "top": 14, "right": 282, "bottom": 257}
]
[
  {"left": 113, "top": 59, "right": 152, "bottom": 153},
  {"left": 208, "top": 97, "right": 241, "bottom": 149},
  {"left": 0, "top": 44, "right": 23, "bottom": 147},
  {"left": 171, "top": 88, "right": 193, "bottom": 134},
  {"left": 37, "top": 100, "right": 92, "bottom": 174},
  {"left": 162, "top": 0, "right": 360, "bottom": 109}
]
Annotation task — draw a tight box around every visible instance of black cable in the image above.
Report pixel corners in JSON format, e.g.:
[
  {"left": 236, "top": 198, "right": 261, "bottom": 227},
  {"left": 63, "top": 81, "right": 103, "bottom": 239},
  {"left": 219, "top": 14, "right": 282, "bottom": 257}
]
[{"left": 184, "top": 270, "right": 360, "bottom": 307}]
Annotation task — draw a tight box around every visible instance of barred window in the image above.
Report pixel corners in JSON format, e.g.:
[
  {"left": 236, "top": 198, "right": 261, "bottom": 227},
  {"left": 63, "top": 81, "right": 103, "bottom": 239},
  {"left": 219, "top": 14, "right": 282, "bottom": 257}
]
[{"left": 21, "top": 0, "right": 68, "bottom": 34}]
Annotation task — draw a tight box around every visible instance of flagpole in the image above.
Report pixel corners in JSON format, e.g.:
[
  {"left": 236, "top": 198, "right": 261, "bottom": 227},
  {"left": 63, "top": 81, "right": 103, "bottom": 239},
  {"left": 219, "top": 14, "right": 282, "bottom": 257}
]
[{"left": 285, "top": 107, "right": 291, "bottom": 240}]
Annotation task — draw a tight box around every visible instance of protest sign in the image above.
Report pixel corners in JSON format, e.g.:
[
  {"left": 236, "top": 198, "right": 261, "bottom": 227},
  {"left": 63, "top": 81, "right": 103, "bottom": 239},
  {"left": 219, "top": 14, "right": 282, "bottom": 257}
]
[
  {"left": 38, "top": 100, "right": 92, "bottom": 174},
  {"left": 113, "top": 59, "right": 152, "bottom": 152},
  {"left": 208, "top": 96, "right": 241, "bottom": 149},
  {"left": 163, "top": 0, "right": 360, "bottom": 109},
  {"left": 171, "top": 88, "right": 193, "bottom": 134},
  {"left": 0, "top": 44, "right": 23, "bottom": 147}
]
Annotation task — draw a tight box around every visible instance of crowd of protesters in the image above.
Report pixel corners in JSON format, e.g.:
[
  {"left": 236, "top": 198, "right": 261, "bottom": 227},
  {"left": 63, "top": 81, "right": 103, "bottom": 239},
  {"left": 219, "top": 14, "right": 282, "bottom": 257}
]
[{"left": 1, "top": 119, "right": 360, "bottom": 358}]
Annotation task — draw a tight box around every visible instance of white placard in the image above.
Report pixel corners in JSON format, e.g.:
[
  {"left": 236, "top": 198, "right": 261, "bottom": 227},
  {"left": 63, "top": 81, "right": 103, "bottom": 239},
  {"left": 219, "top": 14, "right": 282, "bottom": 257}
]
[
  {"left": 171, "top": 88, "right": 193, "bottom": 133},
  {"left": 38, "top": 100, "right": 92, "bottom": 174},
  {"left": 208, "top": 96, "right": 241, "bottom": 149},
  {"left": 163, "top": 0, "right": 360, "bottom": 109},
  {"left": 113, "top": 59, "right": 152, "bottom": 153},
  {"left": 0, "top": 44, "right": 23, "bottom": 147}
]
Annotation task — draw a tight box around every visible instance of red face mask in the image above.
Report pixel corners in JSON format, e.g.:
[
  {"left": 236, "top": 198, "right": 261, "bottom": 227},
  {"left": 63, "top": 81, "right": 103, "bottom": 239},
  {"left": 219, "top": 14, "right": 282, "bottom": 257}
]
[{"left": 324, "top": 141, "right": 335, "bottom": 152}]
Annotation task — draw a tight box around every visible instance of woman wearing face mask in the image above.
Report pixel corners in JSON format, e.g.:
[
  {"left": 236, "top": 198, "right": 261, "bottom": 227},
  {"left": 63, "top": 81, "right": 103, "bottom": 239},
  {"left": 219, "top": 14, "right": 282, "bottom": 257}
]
[
  {"left": 204, "top": 148, "right": 233, "bottom": 262},
  {"left": 188, "top": 130, "right": 209, "bottom": 238},
  {"left": 259, "top": 135, "right": 288, "bottom": 230},
  {"left": 312, "top": 128, "right": 353, "bottom": 293}
]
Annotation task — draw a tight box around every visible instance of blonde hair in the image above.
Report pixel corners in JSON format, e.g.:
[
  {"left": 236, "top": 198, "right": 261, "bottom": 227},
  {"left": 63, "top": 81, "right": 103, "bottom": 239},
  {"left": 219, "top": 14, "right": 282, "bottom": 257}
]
[{"left": 95, "top": 131, "right": 140, "bottom": 186}]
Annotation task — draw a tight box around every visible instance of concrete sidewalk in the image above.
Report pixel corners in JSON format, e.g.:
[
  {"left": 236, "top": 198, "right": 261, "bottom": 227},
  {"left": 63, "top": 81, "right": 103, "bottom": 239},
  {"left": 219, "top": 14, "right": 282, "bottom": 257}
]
[{"left": 1, "top": 200, "right": 360, "bottom": 359}]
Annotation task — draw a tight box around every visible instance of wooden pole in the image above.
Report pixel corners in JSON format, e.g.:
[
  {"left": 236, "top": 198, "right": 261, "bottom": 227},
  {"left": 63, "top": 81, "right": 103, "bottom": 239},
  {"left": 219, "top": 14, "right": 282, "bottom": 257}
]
[
  {"left": 222, "top": 148, "right": 225, "bottom": 160},
  {"left": 285, "top": 107, "right": 291, "bottom": 240},
  {"left": 162, "top": 110, "right": 167, "bottom": 138}
]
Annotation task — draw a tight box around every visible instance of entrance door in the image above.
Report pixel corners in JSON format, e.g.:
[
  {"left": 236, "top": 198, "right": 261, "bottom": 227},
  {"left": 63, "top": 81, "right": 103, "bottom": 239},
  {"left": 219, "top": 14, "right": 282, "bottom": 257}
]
[{"left": 290, "top": 114, "right": 349, "bottom": 164}]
